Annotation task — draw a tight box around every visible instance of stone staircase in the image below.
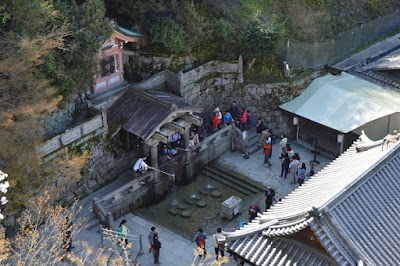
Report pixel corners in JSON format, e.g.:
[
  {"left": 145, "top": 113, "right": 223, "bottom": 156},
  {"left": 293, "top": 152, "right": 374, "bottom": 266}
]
[
  {"left": 199, "top": 164, "right": 266, "bottom": 196},
  {"left": 247, "top": 128, "right": 261, "bottom": 155}
]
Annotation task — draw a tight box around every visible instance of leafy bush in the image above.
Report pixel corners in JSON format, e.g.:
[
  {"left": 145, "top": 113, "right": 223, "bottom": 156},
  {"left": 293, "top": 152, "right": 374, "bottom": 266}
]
[
  {"left": 239, "top": 13, "right": 282, "bottom": 58},
  {"left": 148, "top": 16, "right": 186, "bottom": 53}
]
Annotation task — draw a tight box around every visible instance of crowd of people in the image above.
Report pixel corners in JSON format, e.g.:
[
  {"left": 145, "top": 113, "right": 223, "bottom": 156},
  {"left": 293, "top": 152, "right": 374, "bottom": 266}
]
[{"left": 209, "top": 101, "right": 254, "bottom": 133}]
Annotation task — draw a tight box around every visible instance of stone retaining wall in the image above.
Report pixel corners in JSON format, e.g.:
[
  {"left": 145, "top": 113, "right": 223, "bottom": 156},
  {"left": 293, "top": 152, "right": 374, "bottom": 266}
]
[
  {"left": 38, "top": 109, "right": 108, "bottom": 157},
  {"left": 187, "top": 72, "right": 320, "bottom": 139},
  {"left": 123, "top": 50, "right": 203, "bottom": 81}
]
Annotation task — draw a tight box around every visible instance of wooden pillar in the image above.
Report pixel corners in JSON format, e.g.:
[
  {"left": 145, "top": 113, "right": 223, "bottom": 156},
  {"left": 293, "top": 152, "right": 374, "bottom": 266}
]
[
  {"left": 183, "top": 127, "right": 194, "bottom": 179},
  {"left": 183, "top": 127, "right": 191, "bottom": 162},
  {"left": 150, "top": 143, "right": 158, "bottom": 180},
  {"left": 126, "top": 132, "right": 130, "bottom": 151}
]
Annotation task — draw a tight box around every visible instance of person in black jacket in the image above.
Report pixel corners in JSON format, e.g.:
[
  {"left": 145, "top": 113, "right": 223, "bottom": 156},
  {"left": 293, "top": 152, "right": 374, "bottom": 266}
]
[
  {"left": 256, "top": 117, "right": 265, "bottom": 146},
  {"left": 280, "top": 153, "right": 290, "bottom": 179},
  {"left": 265, "top": 187, "right": 276, "bottom": 211},
  {"left": 230, "top": 101, "right": 239, "bottom": 120},
  {"left": 153, "top": 233, "right": 161, "bottom": 264}
]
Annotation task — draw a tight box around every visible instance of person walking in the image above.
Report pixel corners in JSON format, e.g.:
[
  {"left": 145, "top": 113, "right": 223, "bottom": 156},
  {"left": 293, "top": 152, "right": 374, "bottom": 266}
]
[
  {"left": 279, "top": 134, "right": 287, "bottom": 158},
  {"left": 148, "top": 227, "right": 157, "bottom": 254},
  {"left": 194, "top": 228, "right": 207, "bottom": 258},
  {"left": 118, "top": 219, "right": 128, "bottom": 246},
  {"left": 263, "top": 141, "right": 272, "bottom": 168},
  {"left": 280, "top": 153, "right": 290, "bottom": 179},
  {"left": 153, "top": 233, "right": 161, "bottom": 264},
  {"left": 213, "top": 228, "right": 226, "bottom": 261},
  {"left": 297, "top": 163, "right": 306, "bottom": 185}
]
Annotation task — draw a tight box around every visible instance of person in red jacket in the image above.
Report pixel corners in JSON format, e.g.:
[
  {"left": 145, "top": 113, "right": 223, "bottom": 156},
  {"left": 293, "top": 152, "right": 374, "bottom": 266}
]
[
  {"left": 240, "top": 108, "right": 247, "bottom": 131},
  {"left": 212, "top": 113, "right": 220, "bottom": 133},
  {"left": 263, "top": 142, "right": 272, "bottom": 168}
]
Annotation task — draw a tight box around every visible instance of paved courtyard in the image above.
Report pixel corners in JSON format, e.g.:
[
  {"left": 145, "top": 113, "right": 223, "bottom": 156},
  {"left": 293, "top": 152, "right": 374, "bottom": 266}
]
[{"left": 73, "top": 140, "right": 332, "bottom": 265}]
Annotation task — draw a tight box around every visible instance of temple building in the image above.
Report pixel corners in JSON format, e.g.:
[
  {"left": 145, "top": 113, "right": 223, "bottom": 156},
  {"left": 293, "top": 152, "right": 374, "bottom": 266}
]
[
  {"left": 93, "top": 23, "right": 142, "bottom": 94},
  {"left": 107, "top": 88, "right": 202, "bottom": 196}
]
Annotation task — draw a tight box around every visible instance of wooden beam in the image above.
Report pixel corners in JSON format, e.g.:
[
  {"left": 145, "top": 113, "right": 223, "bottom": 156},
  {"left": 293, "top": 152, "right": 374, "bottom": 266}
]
[
  {"left": 182, "top": 114, "right": 202, "bottom": 126},
  {"left": 164, "top": 122, "right": 185, "bottom": 134},
  {"left": 144, "top": 138, "right": 160, "bottom": 146},
  {"left": 152, "top": 132, "right": 169, "bottom": 144}
]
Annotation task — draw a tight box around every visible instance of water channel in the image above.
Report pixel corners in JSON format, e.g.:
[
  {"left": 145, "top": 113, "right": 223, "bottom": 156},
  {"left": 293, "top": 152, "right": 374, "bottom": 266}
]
[{"left": 136, "top": 172, "right": 262, "bottom": 240}]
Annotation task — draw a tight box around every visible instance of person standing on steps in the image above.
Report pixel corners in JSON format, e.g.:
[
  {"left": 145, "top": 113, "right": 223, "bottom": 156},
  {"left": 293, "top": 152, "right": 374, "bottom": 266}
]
[
  {"left": 148, "top": 227, "right": 157, "bottom": 255},
  {"left": 213, "top": 228, "right": 226, "bottom": 261},
  {"left": 153, "top": 233, "right": 161, "bottom": 264},
  {"left": 223, "top": 110, "right": 233, "bottom": 127},
  {"left": 230, "top": 101, "right": 239, "bottom": 120},
  {"left": 194, "top": 228, "right": 207, "bottom": 258},
  {"left": 256, "top": 117, "right": 265, "bottom": 146},
  {"left": 239, "top": 108, "right": 247, "bottom": 132}
]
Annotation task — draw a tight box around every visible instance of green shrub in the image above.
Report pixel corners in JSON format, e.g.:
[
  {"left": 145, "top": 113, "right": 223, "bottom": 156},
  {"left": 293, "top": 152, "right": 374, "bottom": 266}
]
[
  {"left": 148, "top": 16, "right": 186, "bottom": 53},
  {"left": 239, "top": 13, "right": 282, "bottom": 58}
]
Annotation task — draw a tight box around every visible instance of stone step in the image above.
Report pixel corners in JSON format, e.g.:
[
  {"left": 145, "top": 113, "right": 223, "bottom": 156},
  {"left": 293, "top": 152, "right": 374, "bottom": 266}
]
[
  {"left": 198, "top": 173, "right": 253, "bottom": 196},
  {"left": 210, "top": 163, "right": 268, "bottom": 192},
  {"left": 204, "top": 166, "right": 260, "bottom": 194},
  {"left": 248, "top": 143, "right": 262, "bottom": 155},
  {"left": 85, "top": 216, "right": 101, "bottom": 231}
]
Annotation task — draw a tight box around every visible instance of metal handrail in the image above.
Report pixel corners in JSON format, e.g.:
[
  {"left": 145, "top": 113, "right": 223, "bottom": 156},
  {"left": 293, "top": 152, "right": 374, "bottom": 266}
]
[{"left": 100, "top": 227, "right": 144, "bottom": 255}]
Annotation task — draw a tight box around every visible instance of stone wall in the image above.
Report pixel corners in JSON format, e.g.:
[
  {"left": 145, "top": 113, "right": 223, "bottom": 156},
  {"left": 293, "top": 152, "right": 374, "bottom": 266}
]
[
  {"left": 122, "top": 50, "right": 204, "bottom": 81},
  {"left": 47, "top": 134, "right": 132, "bottom": 205},
  {"left": 44, "top": 93, "right": 86, "bottom": 139},
  {"left": 38, "top": 109, "right": 108, "bottom": 157},
  {"left": 185, "top": 72, "right": 320, "bottom": 138}
]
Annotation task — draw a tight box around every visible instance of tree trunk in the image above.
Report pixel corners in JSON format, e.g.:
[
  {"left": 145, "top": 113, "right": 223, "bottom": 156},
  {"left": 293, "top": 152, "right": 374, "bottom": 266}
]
[{"left": 247, "top": 57, "right": 256, "bottom": 71}]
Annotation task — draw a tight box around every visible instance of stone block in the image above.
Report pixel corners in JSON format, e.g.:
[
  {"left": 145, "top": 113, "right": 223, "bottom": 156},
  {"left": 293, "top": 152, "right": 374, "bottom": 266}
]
[
  {"left": 60, "top": 126, "right": 82, "bottom": 146},
  {"left": 88, "top": 179, "right": 97, "bottom": 188},
  {"left": 39, "top": 136, "right": 61, "bottom": 156},
  {"left": 243, "top": 95, "right": 251, "bottom": 101},
  {"left": 3, "top": 215, "right": 15, "bottom": 227},
  {"left": 268, "top": 122, "right": 277, "bottom": 129},
  {"left": 265, "top": 88, "right": 272, "bottom": 94},
  {"left": 81, "top": 116, "right": 103, "bottom": 135},
  {"left": 257, "top": 87, "right": 265, "bottom": 96},
  {"left": 261, "top": 112, "right": 267, "bottom": 118}
]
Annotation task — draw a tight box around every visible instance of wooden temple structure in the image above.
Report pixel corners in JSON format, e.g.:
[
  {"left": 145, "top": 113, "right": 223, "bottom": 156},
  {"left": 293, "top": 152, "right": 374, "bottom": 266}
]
[
  {"left": 107, "top": 88, "right": 202, "bottom": 196},
  {"left": 93, "top": 23, "right": 142, "bottom": 94}
]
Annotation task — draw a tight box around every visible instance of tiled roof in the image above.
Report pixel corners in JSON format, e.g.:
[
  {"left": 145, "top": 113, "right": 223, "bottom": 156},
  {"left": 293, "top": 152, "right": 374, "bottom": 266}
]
[
  {"left": 107, "top": 88, "right": 202, "bottom": 140},
  {"left": 227, "top": 134, "right": 400, "bottom": 265},
  {"left": 227, "top": 234, "right": 335, "bottom": 266},
  {"left": 312, "top": 142, "right": 400, "bottom": 265}
]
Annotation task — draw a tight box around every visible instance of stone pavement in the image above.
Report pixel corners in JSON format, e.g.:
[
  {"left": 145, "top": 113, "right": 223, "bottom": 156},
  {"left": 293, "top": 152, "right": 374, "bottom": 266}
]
[
  {"left": 215, "top": 140, "right": 331, "bottom": 200},
  {"left": 72, "top": 140, "right": 332, "bottom": 265}
]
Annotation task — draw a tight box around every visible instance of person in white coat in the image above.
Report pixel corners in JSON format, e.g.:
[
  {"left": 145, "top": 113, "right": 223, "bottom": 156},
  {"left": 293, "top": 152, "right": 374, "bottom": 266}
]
[{"left": 213, "top": 228, "right": 226, "bottom": 261}]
